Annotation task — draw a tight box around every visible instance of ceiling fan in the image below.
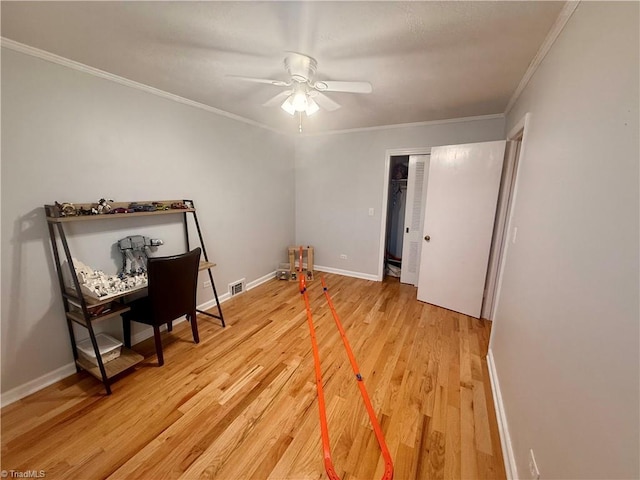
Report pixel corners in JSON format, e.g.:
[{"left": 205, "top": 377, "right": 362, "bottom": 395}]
[{"left": 229, "top": 52, "right": 372, "bottom": 117}]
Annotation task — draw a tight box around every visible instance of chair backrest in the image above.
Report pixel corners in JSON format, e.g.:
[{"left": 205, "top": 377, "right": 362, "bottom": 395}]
[{"left": 147, "top": 248, "right": 201, "bottom": 325}]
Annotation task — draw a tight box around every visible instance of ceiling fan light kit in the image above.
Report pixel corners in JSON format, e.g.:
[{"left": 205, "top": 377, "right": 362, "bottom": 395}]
[
  {"left": 280, "top": 83, "right": 320, "bottom": 117},
  {"left": 305, "top": 97, "right": 320, "bottom": 116},
  {"left": 230, "top": 52, "right": 372, "bottom": 124},
  {"left": 280, "top": 96, "right": 296, "bottom": 115}
]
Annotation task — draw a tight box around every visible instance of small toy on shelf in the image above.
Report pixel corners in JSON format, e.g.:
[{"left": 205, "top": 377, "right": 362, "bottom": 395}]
[
  {"left": 129, "top": 203, "right": 157, "bottom": 212},
  {"left": 152, "top": 202, "right": 170, "bottom": 211},
  {"left": 78, "top": 205, "right": 98, "bottom": 216},
  {"left": 55, "top": 201, "right": 78, "bottom": 217},
  {"left": 87, "top": 303, "right": 112, "bottom": 317},
  {"left": 111, "top": 207, "right": 134, "bottom": 214},
  {"left": 97, "top": 198, "right": 113, "bottom": 214},
  {"left": 170, "top": 202, "right": 189, "bottom": 209}
]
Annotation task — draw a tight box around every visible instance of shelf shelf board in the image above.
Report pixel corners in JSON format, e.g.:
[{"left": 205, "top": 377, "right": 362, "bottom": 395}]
[
  {"left": 76, "top": 347, "right": 144, "bottom": 380},
  {"left": 47, "top": 207, "right": 195, "bottom": 223},
  {"left": 66, "top": 303, "right": 131, "bottom": 326},
  {"left": 199, "top": 260, "right": 217, "bottom": 270}
]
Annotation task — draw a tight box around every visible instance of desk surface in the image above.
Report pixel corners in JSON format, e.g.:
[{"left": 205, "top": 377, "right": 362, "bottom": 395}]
[{"left": 70, "top": 260, "right": 216, "bottom": 306}]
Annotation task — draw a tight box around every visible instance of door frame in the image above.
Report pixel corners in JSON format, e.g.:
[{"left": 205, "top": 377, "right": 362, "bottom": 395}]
[
  {"left": 486, "top": 112, "right": 531, "bottom": 321},
  {"left": 378, "top": 147, "right": 431, "bottom": 281}
]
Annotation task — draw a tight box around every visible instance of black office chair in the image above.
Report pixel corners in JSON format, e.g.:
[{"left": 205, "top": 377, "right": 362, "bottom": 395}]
[{"left": 122, "top": 247, "right": 201, "bottom": 366}]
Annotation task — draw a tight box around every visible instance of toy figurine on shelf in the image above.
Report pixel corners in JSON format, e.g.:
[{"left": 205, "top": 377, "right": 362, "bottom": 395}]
[
  {"left": 78, "top": 205, "right": 98, "bottom": 216},
  {"left": 117, "top": 235, "right": 163, "bottom": 275},
  {"left": 97, "top": 198, "right": 113, "bottom": 214},
  {"left": 54, "top": 201, "right": 78, "bottom": 217}
]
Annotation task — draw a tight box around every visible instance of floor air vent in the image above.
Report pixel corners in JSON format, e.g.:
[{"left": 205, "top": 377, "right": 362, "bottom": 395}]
[{"left": 229, "top": 279, "right": 246, "bottom": 296}]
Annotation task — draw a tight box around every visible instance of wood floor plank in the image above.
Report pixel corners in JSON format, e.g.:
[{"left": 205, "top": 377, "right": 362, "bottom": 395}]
[
  {"left": 460, "top": 386, "right": 479, "bottom": 479},
  {"left": 444, "top": 405, "right": 462, "bottom": 480},
  {"left": 1, "top": 275, "right": 505, "bottom": 479}
]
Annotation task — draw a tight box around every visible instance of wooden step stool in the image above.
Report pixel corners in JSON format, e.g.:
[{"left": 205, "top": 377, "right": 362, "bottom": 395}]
[{"left": 288, "top": 246, "right": 314, "bottom": 281}]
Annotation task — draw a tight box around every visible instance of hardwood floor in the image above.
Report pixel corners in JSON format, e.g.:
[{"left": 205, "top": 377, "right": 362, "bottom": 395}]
[{"left": 1, "top": 274, "right": 506, "bottom": 479}]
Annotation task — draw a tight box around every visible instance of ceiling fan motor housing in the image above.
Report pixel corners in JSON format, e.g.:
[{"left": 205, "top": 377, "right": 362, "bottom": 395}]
[{"left": 284, "top": 53, "right": 317, "bottom": 84}]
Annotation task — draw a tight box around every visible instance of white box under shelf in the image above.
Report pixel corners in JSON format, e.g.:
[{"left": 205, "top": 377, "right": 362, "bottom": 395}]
[{"left": 76, "top": 333, "right": 123, "bottom": 366}]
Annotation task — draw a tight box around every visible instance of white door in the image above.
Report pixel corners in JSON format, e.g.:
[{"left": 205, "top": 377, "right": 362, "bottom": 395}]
[
  {"left": 417, "top": 141, "right": 506, "bottom": 318},
  {"left": 400, "top": 154, "right": 430, "bottom": 286}
]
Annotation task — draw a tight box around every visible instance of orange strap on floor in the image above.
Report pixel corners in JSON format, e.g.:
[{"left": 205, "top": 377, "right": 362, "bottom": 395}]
[
  {"left": 299, "top": 274, "right": 340, "bottom": 479},
  {"left": 298, "top": 245, "right": 393, "bottom": 480},
  {"left": 320, "top": 276, "right": 394, "bottom": 480}
]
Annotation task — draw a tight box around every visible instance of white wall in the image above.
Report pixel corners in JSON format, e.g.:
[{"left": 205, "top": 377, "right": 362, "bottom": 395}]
[
  {"left": 490, "top": 2, "right": 639, "bottom": 479},
  {"left": 294, "top": 118, "right": 505, "bottom": 278},
  {"left": 1, "top": 48, "right": 295, "bottom": 395}
]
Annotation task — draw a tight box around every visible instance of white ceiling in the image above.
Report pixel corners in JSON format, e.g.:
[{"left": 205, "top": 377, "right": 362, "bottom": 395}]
[{"left": 1, "top": 1, "right": 566, "bottom": 134}]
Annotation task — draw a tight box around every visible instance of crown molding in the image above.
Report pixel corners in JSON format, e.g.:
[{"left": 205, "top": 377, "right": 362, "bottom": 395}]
[
  {"left": 1, "top": 38, "right": 504, "bottom": 138},
  {"left": 299, "top": 113, "right": 506, "bottom": 137},
  {"left": 4, "top": 7, "right": 571, "bottom": 139},
  {"left": 504, "top": 1, "right": 580, "bottom": 115},
  {"left": 1, "top": 37, "right": 285, "bottom": 134}
]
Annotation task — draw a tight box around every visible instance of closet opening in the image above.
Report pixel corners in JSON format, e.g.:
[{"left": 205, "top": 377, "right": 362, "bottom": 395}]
[
  {"left": 378, "top": 149, "right": 430, "bottom": 283},
  {"left": 384, "top": 155, "right": 409, "bottom": 279}
]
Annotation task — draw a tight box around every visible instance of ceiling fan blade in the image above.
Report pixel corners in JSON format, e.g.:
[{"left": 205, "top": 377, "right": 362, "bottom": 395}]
[
  {"left": 227, "top": 75, "right": 290, "bottom": 87},
  {"left": 313, "top": 80, "right": 372, "bottom": 94},
  {"left": 311, "top": 92, "right": 341, "bottom": 111},
  {"left": 262, "top": 91, "right": 292, "bottom": 107}
]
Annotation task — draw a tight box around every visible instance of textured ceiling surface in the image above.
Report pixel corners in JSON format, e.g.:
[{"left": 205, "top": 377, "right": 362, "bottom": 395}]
[{"left": 1, "top": 1, "right": 566, "bottom": 133}]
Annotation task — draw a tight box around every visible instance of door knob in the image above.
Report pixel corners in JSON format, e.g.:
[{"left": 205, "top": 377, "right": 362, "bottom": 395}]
[{"left": 424, "top": 235, "right": 430, "bottom": 242}]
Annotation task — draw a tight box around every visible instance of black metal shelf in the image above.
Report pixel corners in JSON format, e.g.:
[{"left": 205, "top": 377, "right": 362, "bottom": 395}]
[{"left": 45, "top": 199, "right": 225, "bottom": 395}]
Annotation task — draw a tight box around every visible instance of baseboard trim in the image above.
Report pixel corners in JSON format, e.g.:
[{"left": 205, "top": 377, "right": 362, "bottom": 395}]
[
  {"left": 197, "top": 270, "right": 276, "bottom": 312},
  {"left": 314, "top": 265, "right": 379, "bottom": 282},
  {"left": 197, "top": 294, "right": 230, "bottom": 313},
  {"left": 487, "top": 348, "right": 518, "bottom": 480},
  {"left": 1, "top": 271, "right": 278, "bottom": 407},
  {"left": 246, "top": 270, "right": 277, "bottom": 290},
  {"left": 1, "top": 362, "right": 77, "bottom": 408}
]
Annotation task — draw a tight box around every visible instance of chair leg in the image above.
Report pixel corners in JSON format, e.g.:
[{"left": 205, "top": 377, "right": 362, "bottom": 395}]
[
  {"left": 190, "top": 310, "right": 200, "bottom": 344},
  {"left": 167, "top": 320, "right": 173, "bottom": 332},
  {"left": 153, "top": 325, "right": 164, "bottom": 366},
  {"left": 123, "top": 317, "right": 131, "bottom": 348}
]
